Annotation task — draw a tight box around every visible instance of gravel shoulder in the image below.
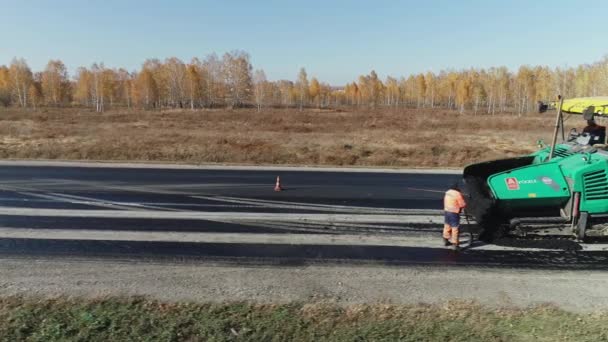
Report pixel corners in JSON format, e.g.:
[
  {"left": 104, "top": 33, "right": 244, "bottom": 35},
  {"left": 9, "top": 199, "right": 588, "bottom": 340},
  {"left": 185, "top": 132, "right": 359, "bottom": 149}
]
[
  {"left": 0, "top": 159, "right": 462, "bottom": 174},
  {"left": 1, "top": 257, "right": 606, "bottom": 313}
]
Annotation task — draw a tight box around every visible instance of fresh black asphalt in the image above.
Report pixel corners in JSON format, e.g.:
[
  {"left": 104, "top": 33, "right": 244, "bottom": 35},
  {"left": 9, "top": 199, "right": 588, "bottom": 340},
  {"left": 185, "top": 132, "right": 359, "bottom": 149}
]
[{"left": 0, "top": 164, "right": 605, "bottom": 268}]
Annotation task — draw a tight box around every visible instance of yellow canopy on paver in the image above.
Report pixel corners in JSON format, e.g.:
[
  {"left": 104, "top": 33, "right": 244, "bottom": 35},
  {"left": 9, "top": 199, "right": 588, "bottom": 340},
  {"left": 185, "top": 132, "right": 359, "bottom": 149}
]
[{"left": 560, "top": 97, "right": 608, "bottom": 115}]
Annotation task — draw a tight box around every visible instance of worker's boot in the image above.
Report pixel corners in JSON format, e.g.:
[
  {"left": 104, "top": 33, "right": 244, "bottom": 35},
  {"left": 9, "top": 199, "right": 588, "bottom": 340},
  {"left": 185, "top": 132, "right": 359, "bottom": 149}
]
[
  {"left": 443, "top": 238, "right": 452, "bottom": 247},
  {"left": 452, "top": 244, "right": 460, "bottom": 252}
]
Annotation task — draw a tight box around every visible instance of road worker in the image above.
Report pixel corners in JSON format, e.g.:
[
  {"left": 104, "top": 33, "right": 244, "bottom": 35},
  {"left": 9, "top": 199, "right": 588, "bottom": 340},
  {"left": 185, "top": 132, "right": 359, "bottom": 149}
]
[{"left": 443, "top": 183, "right": 466, "bottom": 250}]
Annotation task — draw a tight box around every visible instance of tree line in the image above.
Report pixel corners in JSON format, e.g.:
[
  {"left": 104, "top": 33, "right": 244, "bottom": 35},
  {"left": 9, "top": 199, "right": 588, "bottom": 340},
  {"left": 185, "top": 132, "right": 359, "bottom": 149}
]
[{"left": 1, "top": 52, "right": 607, "bottom": 114}]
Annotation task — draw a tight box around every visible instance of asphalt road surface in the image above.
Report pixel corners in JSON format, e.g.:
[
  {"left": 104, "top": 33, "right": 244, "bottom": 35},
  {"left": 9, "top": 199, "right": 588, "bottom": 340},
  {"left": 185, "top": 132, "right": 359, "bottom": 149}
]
[{"left": 0, "top": 162, "right": 607, "bottom": 269}]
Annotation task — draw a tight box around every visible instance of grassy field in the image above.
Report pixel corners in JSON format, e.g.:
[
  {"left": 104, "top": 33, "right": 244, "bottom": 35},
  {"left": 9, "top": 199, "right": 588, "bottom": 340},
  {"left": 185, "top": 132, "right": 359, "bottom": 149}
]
[
  {"left": 0, "top": 107, "right": 571, "bottom": 168},
  {"left": 1, "top": 296, "right": 607, "bottom": 341}
]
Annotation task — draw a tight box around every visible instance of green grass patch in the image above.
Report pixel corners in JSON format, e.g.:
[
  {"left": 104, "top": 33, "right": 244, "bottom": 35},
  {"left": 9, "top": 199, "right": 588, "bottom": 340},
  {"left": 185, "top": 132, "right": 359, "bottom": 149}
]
[{"left": 1, "top": 296, "right": 608, "bottom": 341}]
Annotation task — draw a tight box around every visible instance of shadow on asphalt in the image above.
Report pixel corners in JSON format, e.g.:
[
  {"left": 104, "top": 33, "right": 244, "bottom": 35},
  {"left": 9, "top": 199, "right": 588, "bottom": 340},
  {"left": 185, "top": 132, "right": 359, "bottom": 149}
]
[
  {"left": 0, "top": 238, "right": 607, "bottom": 270},
  {"left": 0, "top": 216, "right": 442, "bottom": 235}
]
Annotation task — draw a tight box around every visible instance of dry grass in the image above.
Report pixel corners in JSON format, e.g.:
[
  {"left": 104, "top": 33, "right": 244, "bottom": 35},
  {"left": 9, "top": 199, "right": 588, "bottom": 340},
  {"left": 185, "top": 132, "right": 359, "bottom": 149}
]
[
  {"left": 1, "top": 296, "right": 607, "bottom": 341},
  {"left": 0, "top": 106, "right": 570, "bottom": 167}
]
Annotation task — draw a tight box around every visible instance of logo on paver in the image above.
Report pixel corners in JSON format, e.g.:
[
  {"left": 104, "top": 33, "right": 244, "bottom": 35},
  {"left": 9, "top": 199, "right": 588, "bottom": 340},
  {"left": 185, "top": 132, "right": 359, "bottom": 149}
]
[{"left": 506, "top": 177, "right": 519, "bottom": 190}]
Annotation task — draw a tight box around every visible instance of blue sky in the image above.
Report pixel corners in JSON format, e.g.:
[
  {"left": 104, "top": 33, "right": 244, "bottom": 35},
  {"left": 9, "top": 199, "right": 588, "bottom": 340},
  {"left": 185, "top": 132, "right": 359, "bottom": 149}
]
[{"left": 1, "top": 0, "right": 607, "bottom": 85}]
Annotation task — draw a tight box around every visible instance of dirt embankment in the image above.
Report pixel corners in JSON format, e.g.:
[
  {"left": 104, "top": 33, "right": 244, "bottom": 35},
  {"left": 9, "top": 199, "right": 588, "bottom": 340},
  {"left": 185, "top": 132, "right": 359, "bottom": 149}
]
[{"left": 0, "top": 107, "right": 562, "bottom": 167}]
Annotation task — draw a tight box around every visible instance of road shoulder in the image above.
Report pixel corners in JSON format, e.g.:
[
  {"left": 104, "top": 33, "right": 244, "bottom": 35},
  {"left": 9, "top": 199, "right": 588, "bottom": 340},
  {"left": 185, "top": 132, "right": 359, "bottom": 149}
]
[
  {"left": 0, "top": 159, "right": 462, "bottom": 174},
  {"left": 1, "top": 257, "right": 605, "bottom": 313}
]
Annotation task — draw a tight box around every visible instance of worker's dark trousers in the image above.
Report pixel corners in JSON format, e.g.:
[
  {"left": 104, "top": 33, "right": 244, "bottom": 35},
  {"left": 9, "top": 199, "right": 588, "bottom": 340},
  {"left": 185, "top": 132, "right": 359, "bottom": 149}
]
[{"left": 443, "top": 211, "right": 460, "bottom": 245}]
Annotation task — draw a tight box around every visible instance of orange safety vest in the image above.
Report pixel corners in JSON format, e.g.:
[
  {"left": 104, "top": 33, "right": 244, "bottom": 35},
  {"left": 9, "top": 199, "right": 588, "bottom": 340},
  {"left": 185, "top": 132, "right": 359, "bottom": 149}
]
[{"left": 444, "top": 189, "right": 466, "bottom": 213}]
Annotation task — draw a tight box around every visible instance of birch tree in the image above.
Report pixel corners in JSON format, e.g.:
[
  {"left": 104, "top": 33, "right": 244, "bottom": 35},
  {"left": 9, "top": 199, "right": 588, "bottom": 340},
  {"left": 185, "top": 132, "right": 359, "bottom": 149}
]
[
  {"left": 9, "top": 58, "right": 33, "bottom": 107},
  {"left": 28, "top": 82, "right": 43, "bottom": 109},
  {"left": 455, "top": 74, "right": 472, "bottom": 114},
  {"left": 163, "top": 57, "right": 187, "bottom": 108},
  {"left": 91, "top": 63, "right": 104, "bottom": 112},
  {"left": 202, "top": 53, "right": 223, "bottom": 107},
  {"left": 385, "top": 76, "right": 399, "bottom": 107},
  {"left": 134, "top": 68, "right": 159, "bottom": 109},
  {"left": 185, "top": 63, "right": 202, "bottom": 110},
  {"left": 415, "top": 74, "right": 426, "bottom": 108},
  {"left": 116, "top": 68, "right": 133, "bottom": 108},
  {"left": 309, "top": 77, "right": 321, "bottom": 108},
  {"left": 296, "top": 68, "right": 309, "bottom": 111},
  {"left": 253, "top": 69, "right": 267, "bottom": 112},
  {"left": 41, "top": 59, "right": 69, "bottom": 106},
  {"left": 222, "top": 51, "right": 253, "bottom": 108},
  {"left": 0, "top": 66, "right": 11, "bottom": 106},
  {"left": 74, "top": 67, "right": 93, "bottom": 107}
]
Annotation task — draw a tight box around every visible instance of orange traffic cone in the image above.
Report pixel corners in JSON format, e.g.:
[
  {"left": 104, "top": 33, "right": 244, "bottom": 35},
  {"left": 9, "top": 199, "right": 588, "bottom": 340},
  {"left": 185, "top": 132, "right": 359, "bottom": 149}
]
[{"left": 274, "top": 176, "right": 283, "bottom": 192}]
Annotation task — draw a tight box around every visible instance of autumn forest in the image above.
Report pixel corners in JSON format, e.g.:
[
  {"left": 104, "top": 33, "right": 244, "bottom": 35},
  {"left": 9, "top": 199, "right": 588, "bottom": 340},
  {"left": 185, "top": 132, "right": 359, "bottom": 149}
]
[{"left": 2, "top": 51, "right": 607, "bottom": 115}]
